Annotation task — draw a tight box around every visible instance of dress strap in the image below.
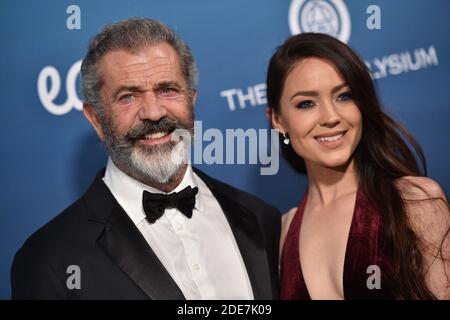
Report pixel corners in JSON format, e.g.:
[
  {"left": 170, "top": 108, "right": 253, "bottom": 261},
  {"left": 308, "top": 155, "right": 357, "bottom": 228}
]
[{"left": 280, "top": 192, "right": 310, "bottom": 300}]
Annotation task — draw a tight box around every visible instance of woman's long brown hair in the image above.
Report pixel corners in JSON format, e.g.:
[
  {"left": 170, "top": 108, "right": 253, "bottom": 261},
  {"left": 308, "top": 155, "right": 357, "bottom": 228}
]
[{"left": 266, "top": 33, "right": 448, "bottom": 299}]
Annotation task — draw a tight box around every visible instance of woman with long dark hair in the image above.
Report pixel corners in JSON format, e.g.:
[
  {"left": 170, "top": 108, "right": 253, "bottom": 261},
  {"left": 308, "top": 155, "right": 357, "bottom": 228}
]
[{"left": 267, "top": 33, "right": 450, "bottom": 299}]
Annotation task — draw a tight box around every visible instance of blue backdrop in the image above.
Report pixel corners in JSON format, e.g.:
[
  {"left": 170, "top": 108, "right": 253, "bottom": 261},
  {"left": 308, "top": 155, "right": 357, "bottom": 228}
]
[{"left": 1, "top": 0, "right": 449, "bottom": 299}]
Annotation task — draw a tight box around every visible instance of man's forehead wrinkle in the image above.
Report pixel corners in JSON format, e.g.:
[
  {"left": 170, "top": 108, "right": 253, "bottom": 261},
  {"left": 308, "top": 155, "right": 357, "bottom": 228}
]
[
  {"left": 98, "top": 46, "right": 185, "bottom": 95},
  {"left": 101, "top": 47, "right": 177, "bottom": 72},
  {"left": 113, "top": 66, "right": 181, "bottom": 88},
  {"left": 112, "top": 57, "right": 173, "bottom": 76},
  {"left": 116, "top": 54, "right": 176, "bottom": 68}
]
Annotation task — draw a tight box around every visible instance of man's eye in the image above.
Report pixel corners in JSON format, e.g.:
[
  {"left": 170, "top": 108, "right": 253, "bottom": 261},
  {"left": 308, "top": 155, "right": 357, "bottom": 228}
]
[
  {"left": 296, "top": 100, "right": 315, "bottom": 109},
  {"left": 337, "top": 92, "right": 352, "bottom": 101},
  {"left": 118, "top": 94, "right": 134, "bottom": 103},
  {"left": 160, "top": 87, "right": 178, "bottom": 96}
]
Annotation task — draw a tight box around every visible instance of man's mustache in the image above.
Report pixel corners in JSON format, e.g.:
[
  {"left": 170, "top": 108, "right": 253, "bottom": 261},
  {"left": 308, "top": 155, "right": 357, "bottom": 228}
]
[{"left": 125, "top": 117, "right": 189, "bottom": 141}]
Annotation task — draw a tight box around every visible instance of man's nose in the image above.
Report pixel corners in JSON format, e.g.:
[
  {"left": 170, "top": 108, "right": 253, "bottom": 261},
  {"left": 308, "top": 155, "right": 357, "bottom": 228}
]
[{"left": 138, "top": 92, "right": 168, "bottom": 121}]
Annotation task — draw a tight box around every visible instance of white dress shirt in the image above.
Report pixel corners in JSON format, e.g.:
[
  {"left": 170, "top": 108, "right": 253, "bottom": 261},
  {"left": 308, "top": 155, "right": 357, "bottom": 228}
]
[{"left": 103, "top": 158, "right": 254, "bottom": 299}]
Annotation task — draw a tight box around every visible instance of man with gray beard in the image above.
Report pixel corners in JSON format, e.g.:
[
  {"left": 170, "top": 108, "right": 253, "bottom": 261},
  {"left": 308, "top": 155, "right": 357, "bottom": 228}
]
[{"left": 11, "top": 18, "right": 280, "bottom": 300}]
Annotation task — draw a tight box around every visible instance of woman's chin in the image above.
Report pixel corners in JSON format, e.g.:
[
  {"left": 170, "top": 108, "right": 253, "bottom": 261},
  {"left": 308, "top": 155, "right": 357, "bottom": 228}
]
[{"left": 306, "top": 155, "right": 354, "bottom": 171}]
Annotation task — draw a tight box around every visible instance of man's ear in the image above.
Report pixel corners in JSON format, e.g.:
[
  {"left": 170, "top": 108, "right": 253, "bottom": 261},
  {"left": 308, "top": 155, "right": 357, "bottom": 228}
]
[
  {"left": 191, "top": 90, "right": 197, "bottom": 107},
  {"left": 83, "top": 103, "right": 105, "bottom": 141},
  {"left": 266, "top": 107, "right": 286, "bottom": 133}
]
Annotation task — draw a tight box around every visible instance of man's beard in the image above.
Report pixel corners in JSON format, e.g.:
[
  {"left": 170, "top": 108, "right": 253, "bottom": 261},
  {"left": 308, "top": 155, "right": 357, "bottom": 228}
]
[{"left": 101, "top": 113, "right": 194, "bottom": 185}]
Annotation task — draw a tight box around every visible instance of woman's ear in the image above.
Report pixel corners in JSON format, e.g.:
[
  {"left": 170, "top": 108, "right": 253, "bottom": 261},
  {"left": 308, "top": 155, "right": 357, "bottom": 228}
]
[{"left": 266, "top": 107, "right": 287, "bottom": 133}]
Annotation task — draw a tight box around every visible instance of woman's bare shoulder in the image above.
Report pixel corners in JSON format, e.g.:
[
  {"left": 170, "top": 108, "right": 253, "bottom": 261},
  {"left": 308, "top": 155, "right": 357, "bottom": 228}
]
[
  {"left": 396, "top": 176, "right": 450, "bottom": 299},
  {"left": 395, "top": 176, "right": 448, "bottom": 232},
  {"left": 395, "top": 176, "right": 447, "bottom": 200}
]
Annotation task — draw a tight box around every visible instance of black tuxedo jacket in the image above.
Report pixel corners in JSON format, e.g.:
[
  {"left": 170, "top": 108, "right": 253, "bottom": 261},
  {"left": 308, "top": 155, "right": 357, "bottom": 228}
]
[{"left": 11, "top": 168, "right": 281, "bottom": 299}]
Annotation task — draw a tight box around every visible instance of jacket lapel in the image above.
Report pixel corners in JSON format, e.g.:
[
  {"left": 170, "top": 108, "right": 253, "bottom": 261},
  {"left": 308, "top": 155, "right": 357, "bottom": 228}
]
[
  {"left": 194, "top": 169, "right": 273, "bottom": 299},
  {"left": 85, "top": 168, "right": 274, "bottom": 300},
  {"left": 86, "top": 171, "right": 184, "bottom": 300}
]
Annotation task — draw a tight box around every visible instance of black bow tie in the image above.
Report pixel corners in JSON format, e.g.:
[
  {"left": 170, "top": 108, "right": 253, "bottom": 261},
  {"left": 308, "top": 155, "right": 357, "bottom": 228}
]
[{"left": 142, "top": 186, "right": 199, "bottom": 223}]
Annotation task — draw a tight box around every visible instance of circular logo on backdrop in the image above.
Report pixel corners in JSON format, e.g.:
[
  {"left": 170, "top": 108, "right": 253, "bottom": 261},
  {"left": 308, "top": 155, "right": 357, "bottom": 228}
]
[{"left": 289, "top": 0, "right": 351, "bottom": 43}]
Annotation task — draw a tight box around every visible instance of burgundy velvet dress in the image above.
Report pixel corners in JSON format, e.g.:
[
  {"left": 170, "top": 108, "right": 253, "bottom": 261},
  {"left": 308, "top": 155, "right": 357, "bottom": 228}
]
[{"left": 280, "top": 187, "right": 397, "bottom": 300}]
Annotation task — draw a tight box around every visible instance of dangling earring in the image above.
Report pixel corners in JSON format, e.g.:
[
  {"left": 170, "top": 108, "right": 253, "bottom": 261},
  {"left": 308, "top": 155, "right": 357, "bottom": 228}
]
[{"left": 282, "top": 132, "right": 290, "bottom": 145}]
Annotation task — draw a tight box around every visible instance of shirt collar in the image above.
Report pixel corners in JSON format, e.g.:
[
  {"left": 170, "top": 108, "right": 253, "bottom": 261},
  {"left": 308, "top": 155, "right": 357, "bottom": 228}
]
[{"left": 103, "top": 158, "right": 203, "bottom": 225}]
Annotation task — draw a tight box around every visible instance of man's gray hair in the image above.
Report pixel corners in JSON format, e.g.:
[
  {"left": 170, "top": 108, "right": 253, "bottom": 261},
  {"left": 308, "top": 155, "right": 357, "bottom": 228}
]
[{"left": 81, "top": 18, "right": 198, "bottom": 113}]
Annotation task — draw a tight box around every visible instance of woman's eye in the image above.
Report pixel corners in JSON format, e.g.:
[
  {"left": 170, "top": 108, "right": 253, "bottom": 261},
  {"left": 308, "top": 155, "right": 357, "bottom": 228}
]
[
  {"left": 296, "top": 100, "right": 315, "bottom": 109},
  {"left": 337, "top": 92, "right": 352, "bottom": 101}
]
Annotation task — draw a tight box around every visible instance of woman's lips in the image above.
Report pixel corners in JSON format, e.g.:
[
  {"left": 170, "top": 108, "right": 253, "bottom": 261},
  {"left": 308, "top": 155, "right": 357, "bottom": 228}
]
[{"left": 314, "top": 130, "right": 347, "bottom": 149}]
